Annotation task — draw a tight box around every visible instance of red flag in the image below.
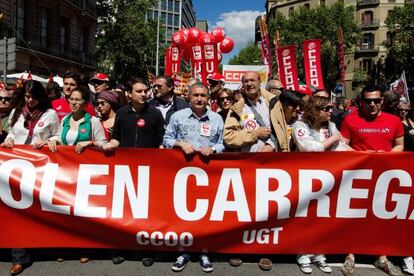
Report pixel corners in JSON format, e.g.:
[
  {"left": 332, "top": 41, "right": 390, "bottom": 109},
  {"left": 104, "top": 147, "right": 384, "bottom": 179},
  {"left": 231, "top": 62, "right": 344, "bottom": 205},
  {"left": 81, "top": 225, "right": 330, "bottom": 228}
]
[
  {"left": 190, "top": 45, "right": 206, "bottom": 84},
  {"left": 274, "top": 31, "right": 280, "bottom": 78},
  {"left": 27, "top": 72, "right": 32, "bottom": 80},
  {"left": 259, "top": 18, "right": 272, "bottom": 75},
  {"left": 276, "top": 45, "right": 300, "bottom": 91},
  {"left": 170, "top": 46, "right": 183, "bottom": 76},
  {"left": 164, "top": 46, "right": 172, "bottom": 76},
  {"left": 303, "top": 39, "right": 324, "bottom": 90},
  {"left": 203, "top": 43, "right": 219, "bottom": 80}
]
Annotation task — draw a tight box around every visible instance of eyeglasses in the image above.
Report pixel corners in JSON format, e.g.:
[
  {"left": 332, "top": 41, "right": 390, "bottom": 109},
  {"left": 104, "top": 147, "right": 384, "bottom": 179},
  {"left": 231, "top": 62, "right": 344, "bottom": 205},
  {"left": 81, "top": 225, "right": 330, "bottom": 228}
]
[
  {"left": 208, "top": 80, "right": 220, "bottom": 86},
  {"left": 218, "top": 96, "right": 232, "bottom": 103},
  {"left": 363, "top": 98, "right": 382, "bottom": 105},
  {"left": 399, "top": 109, "right": 410, "bottom": 112},
  {"left": 96, "top": 101, "right": 108, "bottom": 107},
  {"left": 320, "top": 105, "right": 333, "bottom": 112},
  {"left": 152, "top": 84, "right": 163, "bottom": 89},
  {"left": 0, "top": 96, "right": 11, "bottom": 102}
]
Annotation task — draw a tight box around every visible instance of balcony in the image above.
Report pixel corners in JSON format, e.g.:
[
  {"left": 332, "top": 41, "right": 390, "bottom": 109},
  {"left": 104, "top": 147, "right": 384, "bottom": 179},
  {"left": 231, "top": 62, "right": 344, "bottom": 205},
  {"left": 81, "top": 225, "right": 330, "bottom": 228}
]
[
  {"left": 357, "top": 0, "right": 380, "bottom": 7},
  {"left": 406, "top": 0, "right": 414, "bottom": 4},
  {"left": 64, "top": 0, "right": 97, "bottom": 19},
  {"left": 360, "top": 19, "right": 380, "bottom": 29},
  {"left": 355, "top": 43, "right": 379, "bottom": 54}
]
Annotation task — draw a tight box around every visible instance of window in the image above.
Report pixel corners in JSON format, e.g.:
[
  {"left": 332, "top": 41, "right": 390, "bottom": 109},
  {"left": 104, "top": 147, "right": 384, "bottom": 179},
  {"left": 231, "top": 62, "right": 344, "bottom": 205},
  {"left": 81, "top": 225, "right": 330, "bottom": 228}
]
[
  {"left": 362, "top": 11, "right": 373, "bottom": 25},
  {"left": 362, "top": 59, "right": 373, "bottom": 73},
  {"left": 320, "top": 0, "right": 326, "bottom": 6},
  {"left": 362, "top": 33, "right": 375, "bottom": 48},
  {"left": 175, "top": 1, "right": 180, "bottom": 13},
  {"left": 168, "top": 0, "right": 174, "bottom": 11},
  {"left": 304, "top": 3, "right": 310, "bottom": 9},
  {"left": 161, "top": 0, "right": 166, "bottom": 10},
  {"left": 17, "top": 0, "right": 25, "bottom": 38},
  {"left": 60, "top": 18, "right": 70, "bottom": 52},
  {"left": 168, "top": 13, "right": 173, "bottom": 25},
  {"left": 174, "top": 14, "right": 179, "bottom": 26},
  {"left": 39, "top": 8, "right": 48, "bottom": 48},
  {"left": 288, "top": 7, "right": 294, "bottom": 17}
]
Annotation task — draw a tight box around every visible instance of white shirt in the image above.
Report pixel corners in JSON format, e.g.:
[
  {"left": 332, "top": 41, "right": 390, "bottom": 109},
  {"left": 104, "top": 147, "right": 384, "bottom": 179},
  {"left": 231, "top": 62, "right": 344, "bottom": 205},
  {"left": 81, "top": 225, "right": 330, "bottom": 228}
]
[{"left": 6, "top": 108, "right": 60, "bottom": 145}]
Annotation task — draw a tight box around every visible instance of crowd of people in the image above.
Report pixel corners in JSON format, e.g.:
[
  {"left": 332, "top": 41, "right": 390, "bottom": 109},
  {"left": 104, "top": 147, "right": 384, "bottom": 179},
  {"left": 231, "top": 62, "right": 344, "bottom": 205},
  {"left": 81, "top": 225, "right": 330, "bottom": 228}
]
[{"left": 1, "top": 70, "right": 412, "bottom": 276}]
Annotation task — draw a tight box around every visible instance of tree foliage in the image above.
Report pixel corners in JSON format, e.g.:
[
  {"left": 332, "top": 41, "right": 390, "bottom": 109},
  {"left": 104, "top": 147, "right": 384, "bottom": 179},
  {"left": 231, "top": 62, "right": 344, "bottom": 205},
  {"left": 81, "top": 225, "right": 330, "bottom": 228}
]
[
  {"left": 96, "top": 0, "right": 158, "bottom": 84},
  {"left": 268, "top": 2, "right": 361, "bottom": 90},
  {"left": 384, "top": 4, "right": 414, "bottom": 81},
  {"left": 228, "top": 41, "right": 263, "bottom": 65}
]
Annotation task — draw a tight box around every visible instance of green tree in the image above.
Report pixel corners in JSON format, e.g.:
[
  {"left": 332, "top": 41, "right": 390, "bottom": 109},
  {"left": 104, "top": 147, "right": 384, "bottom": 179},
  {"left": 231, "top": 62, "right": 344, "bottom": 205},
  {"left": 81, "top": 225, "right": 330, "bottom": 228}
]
[
  {"left": 384, "top": 4, "right": 414, "bottom": 82},
  {"left": 96, "top": 0, "right": 158, "bottom": 83},
  {"left": 268, "top": 2, "right": 361, "bottom": 90},
  {"left": 228, "top": 41, "right": 263, "bottom": 65}
]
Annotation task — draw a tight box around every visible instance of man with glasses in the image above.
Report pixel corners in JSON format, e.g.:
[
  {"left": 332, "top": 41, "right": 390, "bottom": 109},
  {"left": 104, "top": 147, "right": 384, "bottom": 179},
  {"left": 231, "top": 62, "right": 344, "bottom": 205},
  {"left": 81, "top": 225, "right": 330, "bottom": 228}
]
[
  {"left": 224, "top": 71, "right": 290, "bottom": 154},
  {"left": 265, "top": 79, "right": 284, "bottom": 99},
  {"left": 340, "top": 84, "right": 404, "bottom": 276},
  {"left": 0, "top": 84, "right": 12, "bottom": 143},
  {"left": 206, "top": 72, "right": 225, "bottom": 112},
  {"left": 149, "top": 75, "right": 189, "bottom": 126}
]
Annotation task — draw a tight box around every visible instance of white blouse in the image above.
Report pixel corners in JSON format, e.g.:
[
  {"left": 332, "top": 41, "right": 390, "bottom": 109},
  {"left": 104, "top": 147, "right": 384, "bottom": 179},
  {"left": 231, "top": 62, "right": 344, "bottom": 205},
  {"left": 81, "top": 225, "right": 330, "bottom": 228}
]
[{"left": 6, "top": 108, "right": 60, "bottom": 145}]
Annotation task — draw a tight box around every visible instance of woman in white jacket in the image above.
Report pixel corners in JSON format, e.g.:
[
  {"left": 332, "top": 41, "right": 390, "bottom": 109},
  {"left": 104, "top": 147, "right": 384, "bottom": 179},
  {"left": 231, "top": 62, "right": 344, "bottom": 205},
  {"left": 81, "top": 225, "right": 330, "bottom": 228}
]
[{"left": 292, "top": 96, "right": 351, "bottom": 274}]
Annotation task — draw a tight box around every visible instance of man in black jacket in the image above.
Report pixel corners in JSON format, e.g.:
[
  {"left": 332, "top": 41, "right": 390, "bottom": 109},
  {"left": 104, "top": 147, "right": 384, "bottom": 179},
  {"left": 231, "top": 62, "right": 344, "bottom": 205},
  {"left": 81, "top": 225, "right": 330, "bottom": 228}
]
[{"left": 149, "top": 75, "right": 189, "bottom": 126}]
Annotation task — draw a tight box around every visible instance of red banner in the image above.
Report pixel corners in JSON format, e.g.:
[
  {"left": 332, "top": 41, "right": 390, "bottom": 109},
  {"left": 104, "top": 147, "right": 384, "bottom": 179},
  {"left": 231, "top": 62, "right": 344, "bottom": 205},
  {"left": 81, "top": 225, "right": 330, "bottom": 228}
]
[
  {"left": 276, "top": 45, "right": 300, "bottom": 91},
  {"left": 190, "top": 45, "right": 206, "bottom": 83},
  {"left": 303, "top": 39, "right": 324, "bottom": 90},
  {"left": 164, "top": 47, "right": 172, "bottom": 76},
  {"left": 259, "top": 18, "right": 272, "bottom": 75},
  {"left": 2, "top": 146, "right": 414, "bottom": 256},
  {"left": 202, "top": 43, "right": 219, "bottom": 80},
  {"left": 170, "top": 46, "right": 182, "bottom": 76}
]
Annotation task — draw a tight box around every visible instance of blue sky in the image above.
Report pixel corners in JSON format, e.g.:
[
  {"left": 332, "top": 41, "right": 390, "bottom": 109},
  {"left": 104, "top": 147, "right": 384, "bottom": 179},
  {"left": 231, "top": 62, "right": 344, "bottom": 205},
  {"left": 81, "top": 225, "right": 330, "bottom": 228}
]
[{"left": 192, "top": 0, "right": 265, "bottom": 64}]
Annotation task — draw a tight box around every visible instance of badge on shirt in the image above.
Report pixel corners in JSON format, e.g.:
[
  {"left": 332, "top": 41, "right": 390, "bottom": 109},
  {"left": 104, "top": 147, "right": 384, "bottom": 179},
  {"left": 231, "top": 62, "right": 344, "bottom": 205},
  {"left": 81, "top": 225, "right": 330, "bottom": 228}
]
[
  {"left": 137, "top": 119, "right": 145, "bottom": 127},
  {"left": 243, "top": 119, "right": 258, "bottom": 130},
  {"left": 297, "top": 128, "right": 306, "bottom": 137},
  {"left": 81, "top": 128, "right": 86, "bottom": 133},
  {"left": 200, "top": 123, "right": 211, "bottom": 136},
  {"left": 38, "top": 122, "right": 44, "bottom": 127}
]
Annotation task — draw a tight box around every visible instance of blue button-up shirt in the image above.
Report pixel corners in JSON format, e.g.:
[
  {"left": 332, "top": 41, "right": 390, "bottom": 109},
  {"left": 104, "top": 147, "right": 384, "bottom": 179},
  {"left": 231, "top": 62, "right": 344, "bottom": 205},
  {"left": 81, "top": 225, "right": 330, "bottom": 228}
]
[{"left": 163, "top": 108, "right": 225, "bottom": 153}]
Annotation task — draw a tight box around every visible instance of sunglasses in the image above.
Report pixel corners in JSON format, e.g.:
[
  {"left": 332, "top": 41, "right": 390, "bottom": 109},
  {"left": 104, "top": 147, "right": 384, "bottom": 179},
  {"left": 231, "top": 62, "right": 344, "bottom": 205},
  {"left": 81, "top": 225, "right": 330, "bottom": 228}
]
[
  {"left": 363, "top": 98, "right": 382, "bottom": 105},
  {"left": 96, "top": 101, "right": 108, "bottom": 107},
  {"left": 0, "top": 96, "right": 11, "bottom": 102},
  {"left": 218, "top": 96, "right": 232, "bottom": 103},
  {"left": 320, "top": 105, "right": 333, "bottom": 112}
]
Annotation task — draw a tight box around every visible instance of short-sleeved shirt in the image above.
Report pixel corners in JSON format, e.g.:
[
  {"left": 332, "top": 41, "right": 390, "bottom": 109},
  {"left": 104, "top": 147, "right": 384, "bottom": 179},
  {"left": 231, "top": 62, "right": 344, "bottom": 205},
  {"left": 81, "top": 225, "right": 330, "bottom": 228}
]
[{"left": 340, "top": 111, "right": 404, "bottom": 152}]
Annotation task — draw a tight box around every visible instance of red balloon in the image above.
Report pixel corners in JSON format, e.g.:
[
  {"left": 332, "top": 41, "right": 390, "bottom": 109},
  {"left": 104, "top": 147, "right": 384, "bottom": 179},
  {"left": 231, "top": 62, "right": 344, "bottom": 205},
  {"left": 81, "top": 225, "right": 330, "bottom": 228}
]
[
  {"left": 187, "top": 28, "right": 202, "bottom": 44},
  {"left": 212, "top": 27, "right": 226, "bottom": 42},
  {"left": 219, "top": 37, "right": 234, "bottom": 53},
  {"left": 172, "top": 31, "right": 187, "bottom": 46},
  {"left": 199, "top": 32, "right": 216, "bottom": 44}
]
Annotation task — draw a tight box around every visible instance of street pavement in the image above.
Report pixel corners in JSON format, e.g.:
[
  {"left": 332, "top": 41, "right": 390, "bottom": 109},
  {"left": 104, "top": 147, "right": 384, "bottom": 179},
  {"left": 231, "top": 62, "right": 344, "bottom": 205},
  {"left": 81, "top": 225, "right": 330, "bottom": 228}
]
[{"left": 0, "top": 251, "right": 391, "bottom": 276}]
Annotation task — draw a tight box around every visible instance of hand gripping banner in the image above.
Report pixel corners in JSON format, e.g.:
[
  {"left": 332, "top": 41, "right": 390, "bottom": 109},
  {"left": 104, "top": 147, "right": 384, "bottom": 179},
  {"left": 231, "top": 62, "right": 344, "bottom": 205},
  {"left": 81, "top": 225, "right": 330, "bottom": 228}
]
[
  {"left": 1, "top": 146, "right": 414, "bottom": 256},
  {"left": 276, "top": 45, "right": 300, "bottom": 91},
  {"left": 303, "top": 39, "right": 324, "bottom": 89}
]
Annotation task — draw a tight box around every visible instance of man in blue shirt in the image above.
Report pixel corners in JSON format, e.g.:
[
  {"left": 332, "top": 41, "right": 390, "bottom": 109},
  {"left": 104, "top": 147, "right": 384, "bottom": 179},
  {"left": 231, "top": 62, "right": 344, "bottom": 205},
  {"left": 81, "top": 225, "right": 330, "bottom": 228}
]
[
  {"left": 163, "top": 82, "right": 224, "bottom": 155},
  {"left": 163, "top": 82, "right": 224, "bottom": 273}
]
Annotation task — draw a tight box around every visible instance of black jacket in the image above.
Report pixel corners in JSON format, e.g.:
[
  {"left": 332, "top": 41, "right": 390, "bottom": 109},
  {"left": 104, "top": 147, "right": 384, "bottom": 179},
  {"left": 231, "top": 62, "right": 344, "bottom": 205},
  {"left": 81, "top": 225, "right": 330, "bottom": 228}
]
[{"left": 149, "top": 95, "right": 189, "bottom": 126}]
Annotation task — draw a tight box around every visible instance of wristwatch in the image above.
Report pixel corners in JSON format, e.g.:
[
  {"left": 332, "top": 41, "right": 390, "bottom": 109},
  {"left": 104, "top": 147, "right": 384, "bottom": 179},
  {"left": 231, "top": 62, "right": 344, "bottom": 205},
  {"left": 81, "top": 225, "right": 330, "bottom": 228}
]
[{"left": 211, "top": 146, "right": 217, "bottom": 153}]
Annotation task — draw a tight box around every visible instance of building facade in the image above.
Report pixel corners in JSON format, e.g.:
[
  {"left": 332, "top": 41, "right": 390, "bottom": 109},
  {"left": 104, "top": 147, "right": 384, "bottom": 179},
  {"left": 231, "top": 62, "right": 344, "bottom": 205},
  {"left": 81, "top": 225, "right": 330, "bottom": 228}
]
[
  {"left": 146, "top": 0, "right": 196, "bottom": 44},
  {"left": 0, "top": 0, "right": 97, "bottom": 78},
  {"left": 265, "top": 0, "right": 407, "bottom": 97}
]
